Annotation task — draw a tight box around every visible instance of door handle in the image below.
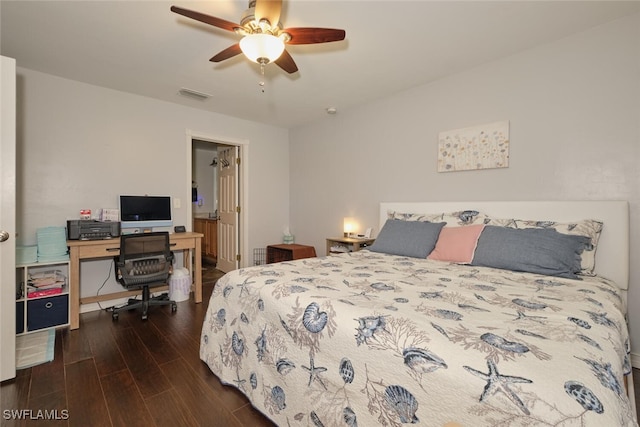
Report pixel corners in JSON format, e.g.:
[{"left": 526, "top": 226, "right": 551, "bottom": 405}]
[{"left": 0, "top": 230, "right": 9, "bottom": 242}]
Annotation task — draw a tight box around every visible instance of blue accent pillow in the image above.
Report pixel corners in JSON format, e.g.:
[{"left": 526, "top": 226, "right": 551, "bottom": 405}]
[
  {"left": 369, "top": 219, "right": 446, "bottom": 258},
  {"left": 471, "top": 226, "right": 590, "bottom": 279}
]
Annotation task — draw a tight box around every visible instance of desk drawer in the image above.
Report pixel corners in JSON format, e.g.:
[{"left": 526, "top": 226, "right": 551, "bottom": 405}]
[
  {"left": 73, "top": 242, "right": 120, "bottom": 258},
  {"left": 70, "top": 239, "right": 196, "bottom": 258},
  {"left": 170, "top": 238, "right": 195, "bottom": 251}
]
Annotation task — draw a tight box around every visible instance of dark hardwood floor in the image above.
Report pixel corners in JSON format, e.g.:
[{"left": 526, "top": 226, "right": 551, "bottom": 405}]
[
  {"left": 2, "top": 263, "right": 640, "bottom": 426},
  {"left": 0, "top": 264, "right": 275, "bottom": 427}
]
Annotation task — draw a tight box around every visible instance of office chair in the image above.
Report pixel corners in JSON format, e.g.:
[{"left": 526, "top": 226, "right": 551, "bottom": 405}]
[{"left": 112, "top": 231, "right": 177, "bottom": 321}]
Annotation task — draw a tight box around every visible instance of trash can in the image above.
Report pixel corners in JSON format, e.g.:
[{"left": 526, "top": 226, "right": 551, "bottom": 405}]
[{"left": 169, "top": 268, "right": 191, "bottom": 302}]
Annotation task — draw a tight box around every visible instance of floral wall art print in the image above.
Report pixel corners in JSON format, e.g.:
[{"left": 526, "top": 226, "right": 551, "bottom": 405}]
[{"left": 437, "top": 120, "right": 510, "bottom": 172}]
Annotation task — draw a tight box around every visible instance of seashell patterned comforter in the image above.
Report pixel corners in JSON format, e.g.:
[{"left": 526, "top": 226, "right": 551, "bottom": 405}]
[{"left": 199, "top": 250, "right": 638, "bottom": 426}]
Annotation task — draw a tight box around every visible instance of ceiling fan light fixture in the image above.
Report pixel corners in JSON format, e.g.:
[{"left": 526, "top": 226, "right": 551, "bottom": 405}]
[
  {"left": 170, "top": 3, "right": 346, "bottom": 75},
  {"left": 240, "top": 33, "right": 285, "bottom": 64}
]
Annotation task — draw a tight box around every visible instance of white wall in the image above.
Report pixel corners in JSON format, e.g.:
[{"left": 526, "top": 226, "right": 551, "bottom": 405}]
[
  {"left": 289, "top": 15, "right": 640, "bottom": 353},
  {"left": 15, "top": 68, "right": 290, "bottom": 303}
]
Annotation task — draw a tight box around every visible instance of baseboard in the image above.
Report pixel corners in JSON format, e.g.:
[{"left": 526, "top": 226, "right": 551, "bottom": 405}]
[{"left": 80, "top": 300, "right": 126, "bottom": 314}]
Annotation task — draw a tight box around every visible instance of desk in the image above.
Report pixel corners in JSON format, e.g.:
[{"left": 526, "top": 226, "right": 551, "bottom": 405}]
[{"left": 67, "top": 232, "right": 203, "bottom": 329}]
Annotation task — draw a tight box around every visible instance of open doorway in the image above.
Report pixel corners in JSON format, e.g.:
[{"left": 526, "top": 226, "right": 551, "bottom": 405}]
[{"left": 189, "top": 134, "right": 246, "bottom": 275}]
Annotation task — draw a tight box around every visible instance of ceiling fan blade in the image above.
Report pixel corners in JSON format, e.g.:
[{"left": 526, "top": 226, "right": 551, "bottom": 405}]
[
  {"left": 255, "top": 0, "right": 282, "bottom": 26},
  {"left": 210, "top": 44, "right": 243, "bottom": 62},
  {"left": 170, "top": 5, "right": 240, "bottom": 32},
  {"left": 282, "top": 27, "right": 346, "bottom": 45},
  {"left": 274, "top": 49, "right": 298, "bottom": 74}
]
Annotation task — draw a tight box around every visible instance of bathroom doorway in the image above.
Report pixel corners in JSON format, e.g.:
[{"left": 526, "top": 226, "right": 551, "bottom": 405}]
[{"left": 190, "top": 136, "right": 245, "bottom": 273}]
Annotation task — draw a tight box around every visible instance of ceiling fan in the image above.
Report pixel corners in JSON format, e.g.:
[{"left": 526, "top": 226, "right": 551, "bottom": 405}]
[{"left": 170, "top": 0, "right": 346, "bottom": 74}]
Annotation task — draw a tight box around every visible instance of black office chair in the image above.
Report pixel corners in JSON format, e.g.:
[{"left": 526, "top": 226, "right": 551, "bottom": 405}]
[{"left": 112, "top": 232, "right": 177, "bottom": 320}]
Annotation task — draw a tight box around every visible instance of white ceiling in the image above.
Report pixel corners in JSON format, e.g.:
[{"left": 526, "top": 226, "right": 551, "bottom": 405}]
[{"left": 2, "top": 1, "right": 638, "bottom": 129}]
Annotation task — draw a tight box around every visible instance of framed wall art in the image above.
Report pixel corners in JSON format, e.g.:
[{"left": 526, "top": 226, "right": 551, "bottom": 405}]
[{"left": 437, "top": 120, "right": 509, "bottom": 172}]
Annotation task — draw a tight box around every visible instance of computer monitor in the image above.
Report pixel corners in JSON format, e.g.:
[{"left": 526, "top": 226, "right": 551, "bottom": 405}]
[{"left": 119, "top": 195, "right": 172, "bottom": 230}]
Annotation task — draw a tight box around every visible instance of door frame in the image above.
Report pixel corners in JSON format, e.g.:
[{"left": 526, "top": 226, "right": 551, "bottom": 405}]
[
  {"left": 185, "top": 130, "right": 249, "bottom": 269},
  {"left": 1, "top": 56, "right": 17, "bottom": 381}
]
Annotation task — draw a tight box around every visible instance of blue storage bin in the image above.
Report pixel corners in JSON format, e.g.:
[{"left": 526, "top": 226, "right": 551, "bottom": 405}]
[
  {"left": 16, "top": 301, "right": 24, "bottom": 334},
  {"left": 27, "top": 294, "right": 68, "bottom": 331}
]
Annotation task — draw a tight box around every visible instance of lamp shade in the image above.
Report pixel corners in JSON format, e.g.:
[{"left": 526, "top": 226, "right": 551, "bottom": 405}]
[
  {"left": 239, "top": 34, "right": 285, "bottom": 64},
  {"left": 343, "top": 217, "right": 356, "bottom": 237}
]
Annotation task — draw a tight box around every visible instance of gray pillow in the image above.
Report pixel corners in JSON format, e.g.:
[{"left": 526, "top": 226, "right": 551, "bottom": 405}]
[
  {"left": 369, "top": 219, "right": 446, "bottom": 258},
  {"left": 471, "top": 226, "right": 590, "bottom": 279}
]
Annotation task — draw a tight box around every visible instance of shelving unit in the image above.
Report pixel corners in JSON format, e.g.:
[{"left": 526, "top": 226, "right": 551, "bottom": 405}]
[
  {"left": 326, "top": 237, "right": 375, "bottom": 256},
  {"left": 15, "top": 261, "right": 70, "bottom": 335}
]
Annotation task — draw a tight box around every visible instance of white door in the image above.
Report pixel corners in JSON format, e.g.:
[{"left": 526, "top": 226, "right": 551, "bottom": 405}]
[
  {"left": 216, "top": 146, "right": 239, "bottom": 273},
  {"left": 0, "top": 56, "right": 17, "bottom": 381}
]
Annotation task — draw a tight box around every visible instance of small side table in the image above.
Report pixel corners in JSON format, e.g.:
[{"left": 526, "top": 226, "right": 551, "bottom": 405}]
[
  {"left": 267, "top": 244, "right": 317, "bottom": 264},
  {"left": 326, "top": 237, "right": 375, "bottom": 256}
]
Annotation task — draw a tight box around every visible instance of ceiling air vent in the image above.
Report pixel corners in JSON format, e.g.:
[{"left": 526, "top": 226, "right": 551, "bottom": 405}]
[{"left": 178, "top": 88, "right": 211, "bottom": 101}]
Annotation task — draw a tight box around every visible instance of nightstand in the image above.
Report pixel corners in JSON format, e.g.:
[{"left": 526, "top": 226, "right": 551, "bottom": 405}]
[
  {"left": 326, "top": 237, "right": 375, "bottom": 256},
  {"left": 266, "top": 244, "right": 317, "bottom": 264}
]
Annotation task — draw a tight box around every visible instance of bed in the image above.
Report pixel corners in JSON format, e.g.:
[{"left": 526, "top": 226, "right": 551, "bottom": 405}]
[{"left": 200, "top": 201, "right": 637, "bottom": 426}]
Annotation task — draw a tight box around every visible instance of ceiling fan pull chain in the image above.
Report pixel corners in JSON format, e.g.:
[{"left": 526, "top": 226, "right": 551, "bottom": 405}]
[{"left": 259, "top": 62, "right": 266, "bottom": 93}]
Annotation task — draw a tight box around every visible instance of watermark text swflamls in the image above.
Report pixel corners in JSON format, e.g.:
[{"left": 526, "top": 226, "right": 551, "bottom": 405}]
[{"left": 3, "top": 409, "right": 69, "bottom": 420}]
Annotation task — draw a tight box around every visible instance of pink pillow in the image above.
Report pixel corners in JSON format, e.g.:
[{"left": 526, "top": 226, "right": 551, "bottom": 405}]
[{"left": 428, "top": 224, "right": 485, "bottom": 264}]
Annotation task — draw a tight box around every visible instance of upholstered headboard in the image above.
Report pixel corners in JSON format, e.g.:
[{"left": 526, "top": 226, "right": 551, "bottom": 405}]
[{"left": 379, "top": 201, "right": 629, "bottom": 290}]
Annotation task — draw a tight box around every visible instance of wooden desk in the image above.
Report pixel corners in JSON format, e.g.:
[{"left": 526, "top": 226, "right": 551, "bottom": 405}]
[{"left": 67, "top": 232, "right": 203, "bottom": 329}]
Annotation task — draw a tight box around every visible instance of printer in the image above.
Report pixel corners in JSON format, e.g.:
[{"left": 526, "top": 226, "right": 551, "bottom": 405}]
[{"left": 67, "top": 220, "right": 120, "bottom": 240}]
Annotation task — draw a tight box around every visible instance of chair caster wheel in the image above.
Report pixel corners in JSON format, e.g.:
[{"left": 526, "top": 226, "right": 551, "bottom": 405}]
[
  {"left": 142, "top": 314, "right": 148, "bottom": 320},
  {"left": 112, "top": 312, "right": 119, "bottom": 321},
  {"left": 171, "top": 303, "right": 177, "bottom": 313}
]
